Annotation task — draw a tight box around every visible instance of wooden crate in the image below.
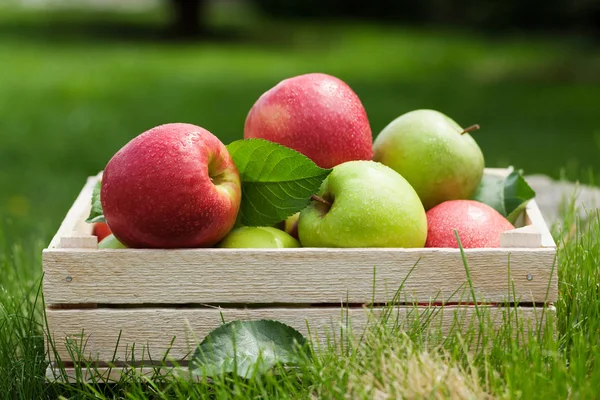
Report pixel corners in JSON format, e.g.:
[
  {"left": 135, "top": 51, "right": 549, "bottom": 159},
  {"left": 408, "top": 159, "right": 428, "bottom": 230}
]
[{"left": 43, "top": 168, "right": 557, "bottom": 381}]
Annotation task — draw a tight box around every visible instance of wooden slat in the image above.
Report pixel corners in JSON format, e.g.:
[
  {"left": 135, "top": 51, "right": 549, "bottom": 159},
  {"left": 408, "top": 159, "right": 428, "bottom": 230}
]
[
  {"left": 500, "top": 225, "right": 542, "bottom": 248},
  {"left": 60, "top": 235, "right": 98, "bottom": 249},
  {"left": 43, "top": 246, "right": 557, "bottom": 305},
  {"left": 46, "top": 306, "right": 553, "bottom": 364},
  {"left": 48, "top": 174, "right": 98, "bottom": 249},
  {"left": 524, "top": 199, "right": 556, "bottom": 248}
]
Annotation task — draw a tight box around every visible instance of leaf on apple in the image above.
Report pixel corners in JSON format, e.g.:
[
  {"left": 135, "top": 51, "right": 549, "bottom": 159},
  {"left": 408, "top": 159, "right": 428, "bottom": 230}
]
[
  {"left": 472, "top": 167, "right": 536, "bottom": 224},
  {"left": 227, "top": 139, "right": 332, "bottom": 227},
  {"left": 190, "top": 319, "right": 310, "bottom": 379},
  {"left": 85, "top": 180, "right": 106, "bottom": 224}
]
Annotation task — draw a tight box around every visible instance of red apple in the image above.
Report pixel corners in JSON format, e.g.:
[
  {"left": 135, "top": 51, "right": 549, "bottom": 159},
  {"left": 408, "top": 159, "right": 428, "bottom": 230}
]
[
  {"left": 425, "top": 200, "right": 514, "bottom": 248},
  {"left": 92, "top": 222, "right": 111, "bottom": 242},
  {"left": 244, "top": 73, "right": 373, "bottom": 169},
  {"left": 101, "top": 123, "right": 241, "bottom": 248}
]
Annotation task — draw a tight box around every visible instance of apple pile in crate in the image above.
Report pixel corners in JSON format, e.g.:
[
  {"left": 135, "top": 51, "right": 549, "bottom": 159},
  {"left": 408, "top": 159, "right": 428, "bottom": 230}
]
[{"left": 92, "top": 73, "right": 532, "bottom": 250}]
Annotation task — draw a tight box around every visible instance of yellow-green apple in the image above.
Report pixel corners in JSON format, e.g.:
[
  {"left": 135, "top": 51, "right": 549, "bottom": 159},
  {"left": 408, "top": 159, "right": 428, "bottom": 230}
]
[
  {"left": 98, "top": 234, "right": 127, "bottom": 249},
  {"left": 219, "top": 226, "right": 300, "bottom": 248},
  {"left": 373, "top": 109, "right": 484, "bottom": 210},
  {"left": 425, "top": 200, "right": 514, "bottom": 248},
  {"left": 101, "top": 123, "right": 241, "bottom": 248},
  {"left": 298, "top": 160, "right": 427, "bottom": 248},
  {"left": 244, "top": 73, "right": 373, "bottom": 169}
]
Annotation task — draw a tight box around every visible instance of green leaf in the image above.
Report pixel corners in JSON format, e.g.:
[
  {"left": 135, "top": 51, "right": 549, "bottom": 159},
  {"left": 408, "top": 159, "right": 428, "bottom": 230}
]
[
  {"left": 472, "top": 167, "right": 536, "bottom": 224},
  {"left": 190, "top": 319, "right": 310, "bottom": 379},
  {"left": 472, "top": 169, "right": 510, "bottom": 216},
  {"left": 227, "top": 139, "right": 332, "bottom": 227},
  {"left": 504, "top": 171, "right": 537, "bottom": 223},
  {"left": 85, "top": 180, "right": 105, "bottom": 223}
]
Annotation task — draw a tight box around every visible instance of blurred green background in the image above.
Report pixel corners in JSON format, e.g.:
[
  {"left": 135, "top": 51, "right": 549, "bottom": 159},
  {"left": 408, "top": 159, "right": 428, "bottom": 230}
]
[{"left": 0, "top": 0, "right": 599, "bottom": 246}]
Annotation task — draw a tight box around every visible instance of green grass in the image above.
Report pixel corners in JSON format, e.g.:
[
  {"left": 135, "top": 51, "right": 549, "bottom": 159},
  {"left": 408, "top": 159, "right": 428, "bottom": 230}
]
[{"left": 1, "top": 6, "right": 600, "bottom": 399}]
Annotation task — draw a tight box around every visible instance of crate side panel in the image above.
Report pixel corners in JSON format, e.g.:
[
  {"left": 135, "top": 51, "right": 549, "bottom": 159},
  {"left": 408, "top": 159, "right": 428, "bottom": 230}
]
[
  {"left": 43, "top": 248, "right": 557, "bottom": 305},
  {"left": 47, "top": 306, "right": 553, "bottom": 363},
  {"left": 500, "top": 225, "right": 542, "bottom": 248},
  {"left": 48, "top": 175, "right": 98, "bottom": 249},
  {"left": 524, "top": 199, "right": 556, "bottom": 248}
]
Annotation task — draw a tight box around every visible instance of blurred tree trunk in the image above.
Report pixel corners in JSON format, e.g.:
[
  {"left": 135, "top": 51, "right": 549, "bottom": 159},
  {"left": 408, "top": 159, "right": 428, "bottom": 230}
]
[{"left": 170, "top": 0, "right": 205, "bottom": 37}]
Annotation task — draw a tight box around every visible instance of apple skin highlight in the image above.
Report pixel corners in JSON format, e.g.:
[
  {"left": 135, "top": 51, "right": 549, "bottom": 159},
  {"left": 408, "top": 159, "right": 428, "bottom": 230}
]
[
  {"left": 425, "top": 200, "right": 514, "bottom": 248},
  {"left": 244, "top": 73, "right": 373, "bottom": 169},
  {"left": 101, "top": 123, "right": 241, "bottom": 248}
]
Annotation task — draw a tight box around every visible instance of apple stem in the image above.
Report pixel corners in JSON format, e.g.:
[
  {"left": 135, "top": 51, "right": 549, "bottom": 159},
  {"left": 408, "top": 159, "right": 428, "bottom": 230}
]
[
  {"left": 311, "top": 194, "right": 332, "bottom": 207},
  {"left": 461, "top": 124, "right": 480, "bottom": 135}
]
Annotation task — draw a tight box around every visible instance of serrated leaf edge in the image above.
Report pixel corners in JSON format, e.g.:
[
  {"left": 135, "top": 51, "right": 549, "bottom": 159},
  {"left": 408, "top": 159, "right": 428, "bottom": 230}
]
[{"left": 227, "top": 138, "right": 332, "bottom": 182}]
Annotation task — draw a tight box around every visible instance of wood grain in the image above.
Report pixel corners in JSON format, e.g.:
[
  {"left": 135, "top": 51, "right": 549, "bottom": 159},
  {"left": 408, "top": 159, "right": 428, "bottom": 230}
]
[
  {"left": 48, "top": 174, "right": 97, "bottom": 249},
  {"left": 46, "top": 306, "right": 553, "bottom": 364},
  {"left": 500, "top": 225, "right": 542, "bottom": 248},
  {"left": 60, "top": 235, "right": 98, "bottom": 249},
  {"left": 43, "top": 246, "right": 557, "bottom": 305},
  {"left": 524, "top": 199, "right": 556, "bottom": 248}
]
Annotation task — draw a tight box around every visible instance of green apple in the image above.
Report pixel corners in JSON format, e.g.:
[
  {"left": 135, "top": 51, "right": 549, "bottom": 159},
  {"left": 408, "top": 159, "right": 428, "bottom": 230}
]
[
  {"left": 298, "top": 160, "right": 427, "bottom": 248},
  {"left": 218, "top": 226, "right": 300, "bottom": 248},
  {"left": 373, "top": 109, "right": 484, "bottom": 210},
  {"left": 98, "top": 234, "right": 127, "bottom": 249}
]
